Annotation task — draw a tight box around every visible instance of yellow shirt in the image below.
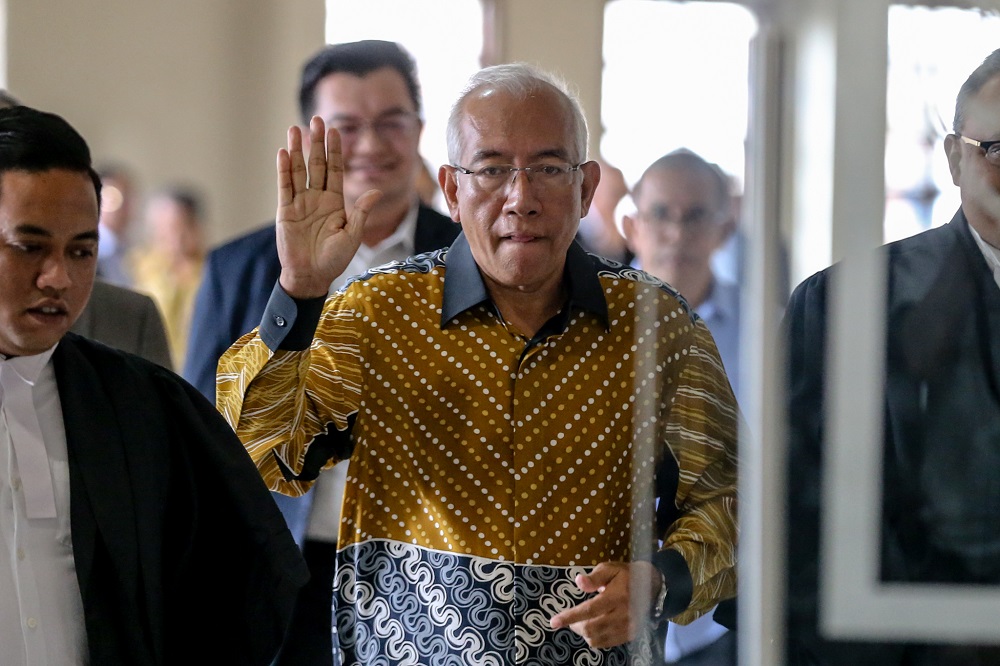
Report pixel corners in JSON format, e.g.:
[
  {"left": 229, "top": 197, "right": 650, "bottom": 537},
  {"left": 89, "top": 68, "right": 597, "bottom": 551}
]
[
  {"left": 130, "top": 248, "right": 203, "bottom": 369},
  {"left": 218, "top": 236, "right": 739, "bottom": 663}
]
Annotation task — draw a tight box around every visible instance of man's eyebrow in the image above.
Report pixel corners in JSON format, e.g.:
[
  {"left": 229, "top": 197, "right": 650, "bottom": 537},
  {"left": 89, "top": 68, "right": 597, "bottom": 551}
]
[
  {"left": 469, "top": 148, "right": 571, "bottom": 163},
  {"left": 328, "top": 106, "right": 413, "bottom": 121},
  {"left": 11, "top": 224, "right": 99, "bottom": 243},
  {"left": 73, "top": 230, "right": 100, "bottom": 242},
  {"left": 12, "top": 224, "right": 52, "bottom": 237}
]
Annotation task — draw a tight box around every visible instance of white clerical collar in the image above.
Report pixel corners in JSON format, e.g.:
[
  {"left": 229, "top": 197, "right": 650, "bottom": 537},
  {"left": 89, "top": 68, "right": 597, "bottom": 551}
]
[
  {"left": 0, "top": 344, "right": 58, "bottom": 518},
  {"left": 968, "top": 222, "right": 1000, "bottom": 290},
  {"left": 0, "top": 344, "right": 58, "bottom": 384}
]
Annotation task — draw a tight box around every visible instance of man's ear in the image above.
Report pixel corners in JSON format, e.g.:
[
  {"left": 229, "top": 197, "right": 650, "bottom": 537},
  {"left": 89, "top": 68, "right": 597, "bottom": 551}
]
[
  {"left": 579, "top": 160, "right": 602, "bottom": 219},
  {"left": 621, "top": 214, "right": 638, "bottom": 253},
  {"left": 944, "top": 133, "right": 963, "bottom": 186},
  {"left": 438, "top": 165, "right": 461, "bottom": 222}
]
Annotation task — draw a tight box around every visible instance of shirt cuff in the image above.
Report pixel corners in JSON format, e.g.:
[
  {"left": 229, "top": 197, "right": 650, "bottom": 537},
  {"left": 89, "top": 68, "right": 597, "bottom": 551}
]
[
  {"left": 259, "top": 281, "right": 326, "bottom": 351},
  {"left": 651, "top": 548, "right": 694, "bottom": 619}
]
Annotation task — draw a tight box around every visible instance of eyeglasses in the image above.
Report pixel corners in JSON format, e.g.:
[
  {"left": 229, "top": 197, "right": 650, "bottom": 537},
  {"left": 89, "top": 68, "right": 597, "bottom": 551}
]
[
  {"left": 636, "top": 204, "right": 722, "bottom": 234},
  {"left": 450, "top": 162, "right": 583, "bottom": 192},
  {"left": 328, "top": 111, "right": 420, "bottom": 145},
  {"left": 958, "top": 134, "right": 1000, "bottom": 167}
]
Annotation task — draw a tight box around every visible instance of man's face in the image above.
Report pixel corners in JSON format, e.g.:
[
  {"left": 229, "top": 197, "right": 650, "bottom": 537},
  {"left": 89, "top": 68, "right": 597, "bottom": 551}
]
[
  {"left": 0, "top": 169, "right": 99, "bottom": 357},
  {"left": 946, "top": 73, "right": 1000, "bottom": 247},
  {"left": 440, "top": 86, "right": 599, "bottom": 294},
  {"left": 624, "top": 167, "right": 731, "bottom": 286},
  {"left": 311, "top": 67, "right": 423, "bottom": 213}
]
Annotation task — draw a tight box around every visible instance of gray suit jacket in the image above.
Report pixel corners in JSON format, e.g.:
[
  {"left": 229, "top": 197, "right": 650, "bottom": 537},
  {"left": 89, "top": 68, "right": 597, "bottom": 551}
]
[{"left": 71, "top": 280, "right": 173, "bottom": 370}]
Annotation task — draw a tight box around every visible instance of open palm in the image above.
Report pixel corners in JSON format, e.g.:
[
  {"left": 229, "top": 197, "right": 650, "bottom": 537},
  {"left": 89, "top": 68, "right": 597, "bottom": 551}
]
[{"left": 275, "top": 116, "right": 382, "bottom": 299}]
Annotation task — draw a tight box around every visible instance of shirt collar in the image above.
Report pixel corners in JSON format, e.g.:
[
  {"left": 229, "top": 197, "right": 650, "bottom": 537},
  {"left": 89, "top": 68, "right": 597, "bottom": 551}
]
[
  {"left": 0, "top": 344, "right": 58, "bottom": 386},
  {"left": 441, "top": 232, "right": 609, "bottom": 329}
]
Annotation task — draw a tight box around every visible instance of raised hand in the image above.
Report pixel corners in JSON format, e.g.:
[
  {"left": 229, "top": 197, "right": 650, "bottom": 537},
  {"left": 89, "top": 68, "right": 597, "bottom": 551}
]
[{"left": 275, "top": 116, "right": 382, "bottom": 299}]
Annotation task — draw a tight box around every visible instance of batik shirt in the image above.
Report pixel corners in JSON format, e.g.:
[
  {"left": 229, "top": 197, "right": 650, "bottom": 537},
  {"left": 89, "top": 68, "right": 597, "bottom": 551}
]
[{"left": 218, "top": 234, "right": 739, "bottom": 665}]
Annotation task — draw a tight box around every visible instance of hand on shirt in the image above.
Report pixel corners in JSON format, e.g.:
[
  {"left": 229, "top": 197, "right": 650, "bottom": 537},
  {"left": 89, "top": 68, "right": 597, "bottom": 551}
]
[
  {"left": 549, "top": 560, "right": 661, "bottom": 649},
  {"left": 275, "top": 116, "right": 383, "bottom": 299}
]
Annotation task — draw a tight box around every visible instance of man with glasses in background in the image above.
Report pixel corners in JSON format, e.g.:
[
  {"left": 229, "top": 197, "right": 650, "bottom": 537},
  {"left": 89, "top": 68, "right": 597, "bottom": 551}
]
[
  {"left": 623, "top": 149, "right": 739, "bottom": 665},
  {"left": 785, "top": 48, "right": 1000, "bottom": 665},
  {"left": 218, "top": 62, "right": 738, "bottom": 663},
  {"left": 184, "top": 39, "right": 458, "bottom": 664}
]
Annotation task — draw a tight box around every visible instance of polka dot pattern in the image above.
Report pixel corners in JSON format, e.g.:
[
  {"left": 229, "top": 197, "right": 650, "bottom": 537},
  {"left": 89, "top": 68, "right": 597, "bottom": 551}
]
[{"left": 219, "top": 249, "right": 739, "bottom": 623}]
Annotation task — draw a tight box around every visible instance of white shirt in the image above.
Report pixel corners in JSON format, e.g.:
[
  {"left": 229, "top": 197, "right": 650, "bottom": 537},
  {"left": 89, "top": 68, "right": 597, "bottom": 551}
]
[
  {"left": 306, "top": 204, "right": 419, "bottom": 543},
  {"left": 0, "top": 347, "right": 88, "bottom": 665}
]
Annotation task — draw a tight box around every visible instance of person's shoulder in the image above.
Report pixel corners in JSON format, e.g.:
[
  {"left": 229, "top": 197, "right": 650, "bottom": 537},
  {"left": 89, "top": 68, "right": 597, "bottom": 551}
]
[
  {"left": 62, "top": 332, "right": 209, "bottom": 405},
  {"left": 885, "top": 218, "right": 960, "bottom": 260},
  {"left": 63, "top": 331, "right": 170, "bottom": 375},
  {"left": 590, "top": 252, "right": 700, "bottom": 318},
  {"left": 89, "top": 279, "right": 157, "bottom": 310}
]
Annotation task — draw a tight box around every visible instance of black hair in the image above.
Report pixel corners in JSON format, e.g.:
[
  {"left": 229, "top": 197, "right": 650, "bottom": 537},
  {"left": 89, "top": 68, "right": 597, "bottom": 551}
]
[
  {"left": 0, "top": 105, "right": 101, "bottom": 203},
  {"left": 298, "top": 40, "right": 422, "bottom": 124}
]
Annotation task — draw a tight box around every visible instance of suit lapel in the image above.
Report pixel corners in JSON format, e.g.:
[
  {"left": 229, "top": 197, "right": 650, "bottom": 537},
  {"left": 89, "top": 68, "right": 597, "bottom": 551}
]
[{"left": 54, "top": 337, "right": 139, "bottom": 602}]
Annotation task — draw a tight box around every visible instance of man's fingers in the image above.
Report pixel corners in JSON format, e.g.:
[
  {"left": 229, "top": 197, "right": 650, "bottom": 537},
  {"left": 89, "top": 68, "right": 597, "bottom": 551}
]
[
  {"left": 307, "top": 116, "right": 328, "bottom": 190},
  {"left": 287, "top": 125, "right": 307, "bottom": 195},
  {"left": 550, "top": 592, "right": 605, "bottom": 630},
  {"left": 345, "top": 189, "right": 383, "bottom": 242},
  {"left": 325, "top": 126, "right": 345, "bottom": 194},
  {"left": 276, "top": 149, "right": 293, "bottom": 209},
  {"left": 580, "top": 562, "right": 622, "bottom": 591}
]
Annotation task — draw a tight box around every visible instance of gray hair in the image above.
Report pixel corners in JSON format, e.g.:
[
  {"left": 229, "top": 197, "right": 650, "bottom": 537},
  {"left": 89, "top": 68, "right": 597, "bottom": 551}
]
[
  {"left": 954, "top": 47, "right": 1000, "bottom": 133},
  {"left": 446, "top": 62, "right": 589, "bottom": 164}
]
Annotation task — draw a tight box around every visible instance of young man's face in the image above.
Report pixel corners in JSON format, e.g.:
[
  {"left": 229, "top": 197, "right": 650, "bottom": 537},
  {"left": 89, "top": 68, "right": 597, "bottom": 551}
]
[
  {"left": 311, "top": 67, "right": 423, "bottom": 214},
  {"left": 0, "top": 169, "right": 99, "bottom": 357}
]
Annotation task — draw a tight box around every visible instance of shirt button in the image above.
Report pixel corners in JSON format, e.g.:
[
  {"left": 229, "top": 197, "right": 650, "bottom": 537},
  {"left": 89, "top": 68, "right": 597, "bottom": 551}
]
[
  {"left": 274, "top": 316, "right": 287, "bottom": 327},
  {"left": 26, "top": 617, "right": 37, "bottom": 629}
]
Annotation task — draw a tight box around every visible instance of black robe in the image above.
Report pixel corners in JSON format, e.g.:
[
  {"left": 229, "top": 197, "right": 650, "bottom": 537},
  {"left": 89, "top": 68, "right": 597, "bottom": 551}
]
[
  {"left": 784, "top": 209, "right": 1000, "bottom": 665},
  {"left": 55, "top": 332, "right": 308, "bottom": 665}
]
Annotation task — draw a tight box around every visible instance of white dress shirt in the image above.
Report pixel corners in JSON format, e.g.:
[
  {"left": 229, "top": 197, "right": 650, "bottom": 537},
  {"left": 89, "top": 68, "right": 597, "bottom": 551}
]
[{"left": 0, "top": 346, "right": 88, "bottom": 665}]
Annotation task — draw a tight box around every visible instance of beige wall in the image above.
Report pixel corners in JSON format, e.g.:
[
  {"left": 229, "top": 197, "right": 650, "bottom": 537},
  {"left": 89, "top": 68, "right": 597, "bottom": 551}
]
[
  {"left": 4, "top": 0, "right": 609, "bottom": 243},
  {"left": 6, "top": 0, "right": 324, "bottom": 244}
]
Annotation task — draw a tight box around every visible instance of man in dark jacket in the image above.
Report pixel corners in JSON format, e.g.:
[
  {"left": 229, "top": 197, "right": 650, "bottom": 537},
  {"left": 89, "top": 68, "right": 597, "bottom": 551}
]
[
  {"left": 0, "top": 105, "right": 307, "bottom": 665},
  {"left": 183, "top": 40, "right": 459, "bottom": 664},
  {"left": 785, "top": 48, "right": 1000, "bottom": 665}
]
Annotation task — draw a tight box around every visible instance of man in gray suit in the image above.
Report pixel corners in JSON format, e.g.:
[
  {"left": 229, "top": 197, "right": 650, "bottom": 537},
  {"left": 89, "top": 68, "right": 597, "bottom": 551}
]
[{"left": 71, "top": 280, "right": 173, "bottom": 369}]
